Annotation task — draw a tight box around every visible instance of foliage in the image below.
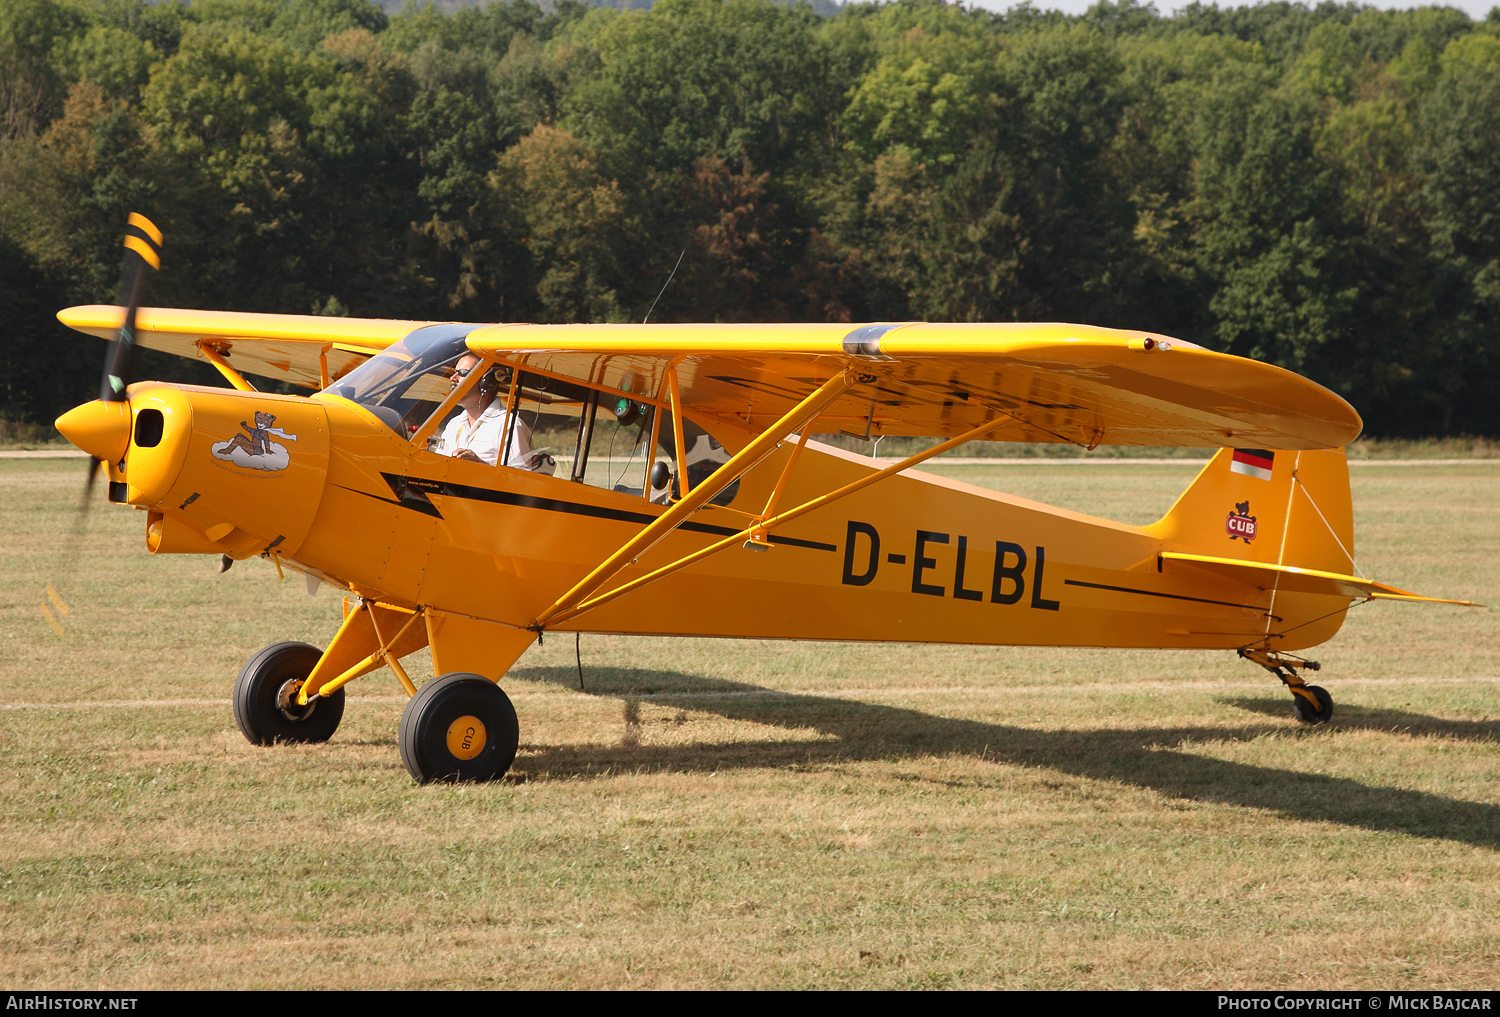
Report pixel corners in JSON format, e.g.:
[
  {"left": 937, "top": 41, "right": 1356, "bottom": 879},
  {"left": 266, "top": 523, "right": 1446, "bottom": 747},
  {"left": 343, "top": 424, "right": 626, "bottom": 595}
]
[{"left": 2, "top": 0, "right": 1498, "bottom": 435}]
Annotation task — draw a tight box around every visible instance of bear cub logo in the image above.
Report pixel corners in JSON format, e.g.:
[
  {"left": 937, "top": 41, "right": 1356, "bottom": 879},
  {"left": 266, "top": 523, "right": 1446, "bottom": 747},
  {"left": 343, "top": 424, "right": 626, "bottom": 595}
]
[
  {"left": 1226, "top": 500, "right": 1257, "bottom": 542},
  {"left": 211, "top": 410, "right": 297, "bottom": 472}
]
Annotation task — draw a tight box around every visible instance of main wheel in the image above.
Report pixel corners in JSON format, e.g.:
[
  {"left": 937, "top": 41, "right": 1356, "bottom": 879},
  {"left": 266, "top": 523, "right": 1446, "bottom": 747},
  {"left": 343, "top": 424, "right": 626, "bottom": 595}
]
[
  {"left": 398, "top": 673, "right": 519, "bottom": 784},
  {"left": 233, "top": 641, "right": 345, "bottom": 745},
  {"left": 1291, "top": 684, "right": 1333, "bottom": 725}
]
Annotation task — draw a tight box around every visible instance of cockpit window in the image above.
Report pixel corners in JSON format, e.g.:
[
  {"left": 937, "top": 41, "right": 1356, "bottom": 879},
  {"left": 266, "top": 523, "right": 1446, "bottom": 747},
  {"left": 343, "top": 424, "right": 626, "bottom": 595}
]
[
  {"left": 330, "top": 326, "right": 739, "bottom": 506},
  {"left": 323, "top": 324, "right": 472, "bottom": 438},
  {"left": 492, "top": 372, "right": 738, "bottom": 506}
]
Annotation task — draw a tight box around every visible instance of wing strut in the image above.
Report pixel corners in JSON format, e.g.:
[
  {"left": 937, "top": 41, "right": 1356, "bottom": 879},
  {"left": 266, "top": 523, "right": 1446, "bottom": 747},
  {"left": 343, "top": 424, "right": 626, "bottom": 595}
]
[
  {"left": 668, "top": 365, "right": 692, "bottom": 497},
  {"left": 196, "top": 340, "right": 257, "bottom": 392},
  {"left": 532, "top": 369, "right": 859, "bottom": 630},
  {"left": 747, "top": 425, "right": 814, "bottom": 548},
  {"left": 542, "top": 410, "right": 1021, "bottom": 629}
]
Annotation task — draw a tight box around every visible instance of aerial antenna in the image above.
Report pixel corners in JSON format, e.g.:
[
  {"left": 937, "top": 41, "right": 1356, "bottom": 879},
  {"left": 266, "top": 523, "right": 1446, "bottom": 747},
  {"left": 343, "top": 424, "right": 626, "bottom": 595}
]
[{"left": 643, "top": 250, "right": 686, "bottom": 324}]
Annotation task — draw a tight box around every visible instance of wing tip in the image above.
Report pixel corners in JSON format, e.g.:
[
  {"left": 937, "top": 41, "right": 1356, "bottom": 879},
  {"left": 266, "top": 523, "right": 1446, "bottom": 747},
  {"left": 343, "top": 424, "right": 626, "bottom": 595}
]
[{"left": 58, "top": 304, "right": 122, "bottom": 334}]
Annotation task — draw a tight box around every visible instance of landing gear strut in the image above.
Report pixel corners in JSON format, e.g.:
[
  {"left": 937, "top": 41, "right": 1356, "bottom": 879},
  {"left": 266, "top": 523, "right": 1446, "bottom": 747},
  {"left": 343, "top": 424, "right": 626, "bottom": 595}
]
[{"left": 1239, "top": 647, "right": 1333, "bottom": 725}]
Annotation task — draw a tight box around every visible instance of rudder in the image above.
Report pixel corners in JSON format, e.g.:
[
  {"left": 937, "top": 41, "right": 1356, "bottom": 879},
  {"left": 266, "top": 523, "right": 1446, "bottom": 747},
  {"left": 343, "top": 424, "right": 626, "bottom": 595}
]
[{"left": 1145, "top": 448, "right": 1355, "bottom": 575}]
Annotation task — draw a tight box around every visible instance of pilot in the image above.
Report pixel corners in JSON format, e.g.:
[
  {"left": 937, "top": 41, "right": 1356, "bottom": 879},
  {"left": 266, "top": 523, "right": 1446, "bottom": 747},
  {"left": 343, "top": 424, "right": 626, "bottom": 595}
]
[{"left": 436, "top": 354, "right": 534, "bottom": 468}]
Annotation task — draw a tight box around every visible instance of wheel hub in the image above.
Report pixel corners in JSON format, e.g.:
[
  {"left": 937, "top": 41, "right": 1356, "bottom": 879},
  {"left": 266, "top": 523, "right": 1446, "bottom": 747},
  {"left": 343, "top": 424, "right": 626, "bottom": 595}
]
[
  {"left": 276, "top": 678, "right": 317, "bottom": 723},
  {"left": 446, "top": 715, "right": 487, "bottom": 760}
]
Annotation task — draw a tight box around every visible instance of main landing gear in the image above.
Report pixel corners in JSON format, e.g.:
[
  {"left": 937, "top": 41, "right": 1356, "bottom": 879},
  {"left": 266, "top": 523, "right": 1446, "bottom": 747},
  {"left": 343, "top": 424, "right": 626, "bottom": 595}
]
[
  {"left": 398, "top": 673, "right": 520, "bottom": 784},
  {"left": 233, "top": 640, "right": 523, "bottom": 783},
  {"left": 233, "top": 641, "right": 347, "bottom": 744},
  {"left": 1239, "top": 647, "right": 1333, "bottom": 725}
]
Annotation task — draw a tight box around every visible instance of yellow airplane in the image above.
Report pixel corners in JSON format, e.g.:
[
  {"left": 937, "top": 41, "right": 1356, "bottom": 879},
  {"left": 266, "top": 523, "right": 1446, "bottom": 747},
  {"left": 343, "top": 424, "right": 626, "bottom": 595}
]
[{"left": 49, "top": 216, "right": 1478, "bottom": 783}]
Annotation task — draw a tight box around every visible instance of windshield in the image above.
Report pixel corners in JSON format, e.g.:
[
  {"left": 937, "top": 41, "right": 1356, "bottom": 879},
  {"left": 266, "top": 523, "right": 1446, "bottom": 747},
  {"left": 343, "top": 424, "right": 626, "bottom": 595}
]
[{"left": 324, "top": 324, "right": 473, "bottom": 438}]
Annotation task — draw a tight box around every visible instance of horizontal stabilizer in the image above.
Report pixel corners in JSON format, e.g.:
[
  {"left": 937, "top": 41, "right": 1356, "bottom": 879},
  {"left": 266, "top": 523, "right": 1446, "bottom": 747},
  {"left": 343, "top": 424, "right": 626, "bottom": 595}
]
[{"left": 1159, "top": 552, "right": 1482, "bottom": 606}]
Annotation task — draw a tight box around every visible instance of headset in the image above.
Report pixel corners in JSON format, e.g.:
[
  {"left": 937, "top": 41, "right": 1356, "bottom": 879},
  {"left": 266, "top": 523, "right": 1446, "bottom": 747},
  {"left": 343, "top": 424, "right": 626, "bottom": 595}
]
[{"left": 477, "top": 365, "right": 509, "bottom": 401}]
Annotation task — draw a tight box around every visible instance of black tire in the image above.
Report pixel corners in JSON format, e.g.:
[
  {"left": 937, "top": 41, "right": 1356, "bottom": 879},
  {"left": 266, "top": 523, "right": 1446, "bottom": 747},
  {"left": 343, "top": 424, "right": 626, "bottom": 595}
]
[
  {"left": 1291, "top": 684, "right": 1334, "bottom": 725},
  {"left": 233, "top": 641, "right": 345, "bottom": 746},
  {"left": 398, "top": 673, "right": 519, "bottom": 784}
]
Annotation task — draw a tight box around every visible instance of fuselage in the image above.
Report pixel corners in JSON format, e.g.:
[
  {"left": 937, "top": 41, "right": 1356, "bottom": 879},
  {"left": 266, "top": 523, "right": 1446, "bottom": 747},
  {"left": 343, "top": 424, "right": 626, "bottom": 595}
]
[{"left": 108, "top": 380, "right": 1352, "bottom": 655}]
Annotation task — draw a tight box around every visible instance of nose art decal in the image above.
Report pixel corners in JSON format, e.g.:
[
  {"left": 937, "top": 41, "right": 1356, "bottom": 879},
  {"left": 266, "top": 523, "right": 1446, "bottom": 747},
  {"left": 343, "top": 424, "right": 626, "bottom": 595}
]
[{"left": 211, "top": 410, "right": 297, "bottom": 471}]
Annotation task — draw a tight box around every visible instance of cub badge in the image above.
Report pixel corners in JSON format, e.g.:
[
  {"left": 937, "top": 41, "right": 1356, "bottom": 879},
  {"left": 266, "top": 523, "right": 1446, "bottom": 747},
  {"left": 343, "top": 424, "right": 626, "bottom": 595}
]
[{"left": 1226, "top": 501, "right": 1257, "bottom": 542}]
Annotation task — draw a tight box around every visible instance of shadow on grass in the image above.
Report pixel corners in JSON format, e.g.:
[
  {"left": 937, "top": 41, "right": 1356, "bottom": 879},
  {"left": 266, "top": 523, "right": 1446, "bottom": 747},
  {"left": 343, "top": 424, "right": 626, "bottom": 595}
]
[
  {"left": 507, "top": 664, "right": 1500, "bottom": 851},
  {"left": 1223, "top": 695, "right": 1500, "bottom": 742}
]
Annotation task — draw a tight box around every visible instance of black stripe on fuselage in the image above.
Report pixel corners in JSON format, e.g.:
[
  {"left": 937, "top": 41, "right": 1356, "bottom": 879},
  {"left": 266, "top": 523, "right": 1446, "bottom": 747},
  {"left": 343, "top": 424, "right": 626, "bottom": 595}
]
[
  {"left": 1062, "top": 578, "right": 1281, "bottom": 620},
  {"left": 359, "top": 473, "right": 837, "bottom": 552}
]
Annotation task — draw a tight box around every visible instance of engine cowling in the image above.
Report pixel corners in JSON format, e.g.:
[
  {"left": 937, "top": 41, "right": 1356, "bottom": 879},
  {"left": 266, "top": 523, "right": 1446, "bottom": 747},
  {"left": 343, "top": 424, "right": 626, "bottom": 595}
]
[{"left": 60, "top": 383, "right": 330, "bottom": 560}]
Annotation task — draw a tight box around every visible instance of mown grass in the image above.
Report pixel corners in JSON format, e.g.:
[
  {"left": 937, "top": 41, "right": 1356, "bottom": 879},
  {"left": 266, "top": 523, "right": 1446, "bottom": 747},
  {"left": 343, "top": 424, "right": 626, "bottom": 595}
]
[{"left": 0, "top": 458, "right": 1496, "bottom": 989}]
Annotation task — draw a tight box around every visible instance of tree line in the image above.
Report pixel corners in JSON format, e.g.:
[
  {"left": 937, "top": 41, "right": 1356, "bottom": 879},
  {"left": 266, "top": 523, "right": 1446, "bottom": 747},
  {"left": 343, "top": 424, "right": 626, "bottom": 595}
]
[{"left": 3, "top": 0, "right": 1498, "bottom": 436}]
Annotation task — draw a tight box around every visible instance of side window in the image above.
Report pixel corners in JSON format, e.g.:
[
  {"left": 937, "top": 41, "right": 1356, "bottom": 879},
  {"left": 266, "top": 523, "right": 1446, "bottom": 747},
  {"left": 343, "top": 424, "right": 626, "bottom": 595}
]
[
  {"left": 649, "top": 411, "right": 738, "bottom": 507},
  {"left": 502, "top": 371, "right": 576, "bottom": 475},
  {"left": 573, "top": 394, "right": 655, "bottom": 495},
  {"left": 499, "top": 374, "right": 662, "bottom": 498},
  {"left": 423, "top": 363, "right": 542, "bottom": 470},
  {"left": 491, "top": 372, "right": 649, "bottom": 486},
  {"left": 426, "top": 365, "right": 738, "bottom": 508}
]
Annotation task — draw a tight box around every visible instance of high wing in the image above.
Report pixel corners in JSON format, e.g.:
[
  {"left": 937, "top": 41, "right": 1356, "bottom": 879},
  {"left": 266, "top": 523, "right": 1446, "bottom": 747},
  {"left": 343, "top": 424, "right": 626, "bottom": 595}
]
[
  {"left": 58, "top": 305, "right": 457, "bottom": 390},
  {"left": 58, "top": 310, "right": 1362, "bottom": 448},
  {"left": 1160, "top": 552, "right": 1482, "bottom": 606},
  {"left": 467, "top": 321, "right": 1362, "bottom": 449}
]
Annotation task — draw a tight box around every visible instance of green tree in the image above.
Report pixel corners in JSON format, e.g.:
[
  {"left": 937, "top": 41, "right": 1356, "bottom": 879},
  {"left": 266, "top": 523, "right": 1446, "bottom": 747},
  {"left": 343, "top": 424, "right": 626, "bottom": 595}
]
[
  {"left": 561, "top": 0, "right": 830, "bottom": 181},
  {"left": 833, "top": 18, "right": 1141, "bottom": 325},
  {"left": 2, "top": 0, "right": 1499, "bottom": 436},
  {"left": 0, "top": 0, "right": 82, "bottom": 139},
  {"left": 1192, "top": 84, "right": 1357, "bottom": 374},
  {"left": 56, "top": 25, "right": 157, "bottom": 100},
  {"left": 1, "top": 81, "right": 179, "bottom": 304},
  {"left": 141, "top": 25, "right": 418, "bottom": 314},
  {"left": 493, "top": 124, "right": 634, "bottom": 322},
  {"left": 269, "top": 0, "right": 387, "bottom": 52},
  {"left": 1410, "top": 32, "right": 1500, "bottom": 432}
]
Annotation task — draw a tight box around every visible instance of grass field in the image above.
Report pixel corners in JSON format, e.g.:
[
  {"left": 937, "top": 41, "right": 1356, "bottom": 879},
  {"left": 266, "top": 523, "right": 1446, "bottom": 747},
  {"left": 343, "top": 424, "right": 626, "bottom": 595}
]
[{"left": 1, "top": 457, "right": 1497, "bottom": 989}]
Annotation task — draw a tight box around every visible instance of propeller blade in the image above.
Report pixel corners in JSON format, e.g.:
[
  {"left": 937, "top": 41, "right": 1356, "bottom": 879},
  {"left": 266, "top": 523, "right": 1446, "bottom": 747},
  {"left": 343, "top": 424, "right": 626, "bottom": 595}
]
[
  {"left": 83, "top": 454, "right": 101, "bottom": 505},
  {"left": 48, "top": 214, "right": 163, "bottom": 636},
  {"left": 44, "top": 460, "right": 98, "bottom": 636},
  {"left": 100, "top": 212, "right": 163, "bottom": 403},
  {"left": 41, "top": 583, "right": 69, "bottom": 636}
]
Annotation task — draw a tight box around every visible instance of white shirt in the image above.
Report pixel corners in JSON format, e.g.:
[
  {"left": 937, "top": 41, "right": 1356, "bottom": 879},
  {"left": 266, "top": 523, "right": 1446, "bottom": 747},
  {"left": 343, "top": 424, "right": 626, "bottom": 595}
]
[{"left": 436, "top": 399, "right": 533, "bottom": 469}]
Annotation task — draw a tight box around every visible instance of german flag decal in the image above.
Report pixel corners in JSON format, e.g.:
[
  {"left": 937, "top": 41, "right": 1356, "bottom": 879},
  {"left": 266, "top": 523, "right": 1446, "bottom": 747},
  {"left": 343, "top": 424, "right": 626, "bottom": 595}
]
[{"left": 1230, "top": 448, "right": 1275, "bottom": 481}]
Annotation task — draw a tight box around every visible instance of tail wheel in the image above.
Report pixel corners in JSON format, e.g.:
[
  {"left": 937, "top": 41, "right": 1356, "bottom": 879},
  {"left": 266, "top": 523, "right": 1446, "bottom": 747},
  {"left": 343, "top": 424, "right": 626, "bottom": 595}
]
[
  {"left": 398, "top": 673, "right": 519, "bottom": 784},
  {"left": 233, "top": 641, "right": 345, "bottom": 745},
  {"left": 1291, "top": 685, "right": 1333, "bottom": 725}
]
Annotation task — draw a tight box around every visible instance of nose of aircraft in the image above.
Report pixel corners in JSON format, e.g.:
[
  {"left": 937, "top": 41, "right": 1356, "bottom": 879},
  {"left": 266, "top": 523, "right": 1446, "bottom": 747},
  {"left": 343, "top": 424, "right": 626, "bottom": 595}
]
[{"left": 55, "top": 399, "right": 132, "bottom": 463}]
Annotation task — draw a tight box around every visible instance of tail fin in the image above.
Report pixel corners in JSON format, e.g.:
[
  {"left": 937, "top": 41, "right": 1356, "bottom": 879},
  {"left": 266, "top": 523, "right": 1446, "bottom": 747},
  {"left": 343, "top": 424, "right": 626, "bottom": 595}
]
[{"left": 1146, "top": 448, "right": 1354, "bottom": 575}]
